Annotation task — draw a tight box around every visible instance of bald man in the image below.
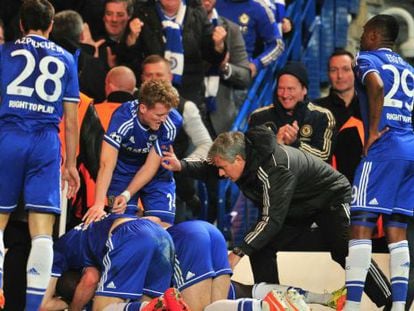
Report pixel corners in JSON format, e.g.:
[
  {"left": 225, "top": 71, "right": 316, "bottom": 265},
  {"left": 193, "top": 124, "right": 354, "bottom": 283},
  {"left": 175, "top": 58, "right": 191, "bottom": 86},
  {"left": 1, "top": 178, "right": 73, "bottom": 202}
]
[
  {"left": 104, "top": 65, "right": 137, "bottom": 98},
  {"left": 95, "top": 66, "right": 137, "bottom": 130}
]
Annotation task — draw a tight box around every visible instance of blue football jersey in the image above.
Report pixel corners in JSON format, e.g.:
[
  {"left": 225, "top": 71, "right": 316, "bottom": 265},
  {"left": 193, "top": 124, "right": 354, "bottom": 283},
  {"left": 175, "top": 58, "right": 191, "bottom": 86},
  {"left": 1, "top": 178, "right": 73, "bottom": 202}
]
[
  {"left": 355, "top": 49, "right": 414, "bottom": 160},
  {"left": 104, "top": 100, "right": 183, "bottom": 179},
  {"left": 0, "top": 35, "right": 79, "bottom": 130},
  {"left": 83, "top": 214, "right": 138, "bottom": 268},
  {"left": 216, "top": 0, "right": 280, "bottom": 59}
]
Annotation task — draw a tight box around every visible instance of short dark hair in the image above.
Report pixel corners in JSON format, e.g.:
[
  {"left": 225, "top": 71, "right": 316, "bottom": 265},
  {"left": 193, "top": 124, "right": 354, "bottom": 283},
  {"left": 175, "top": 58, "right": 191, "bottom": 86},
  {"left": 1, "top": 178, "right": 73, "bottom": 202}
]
[
  {"left": 20, "top": 0, "right": 54, "bottom": 33},
  {"left": 366, "top": 14, "right": 399, "bottom": 42},
  {"left": 141, "top": 54, "right": 171, "bottom": 70},
  {"left": 329, "top": 49, "right": 354, "bottom": 61},
  {"left": 52, "top": 10, "right": 83, "bottom": 43},
  {"left": 328, "top": 49, "right": 354, "bottom": 69},
  {"left": 104, "top": 0, "right": 134, "bottom": 16}
]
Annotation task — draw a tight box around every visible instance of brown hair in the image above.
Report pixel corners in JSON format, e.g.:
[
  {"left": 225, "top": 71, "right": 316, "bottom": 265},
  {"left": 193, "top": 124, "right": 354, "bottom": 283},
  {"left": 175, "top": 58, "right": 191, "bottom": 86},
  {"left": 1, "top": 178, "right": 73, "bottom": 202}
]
[{"left": 139, "top": 79, "right": 179, "bottom": 109}]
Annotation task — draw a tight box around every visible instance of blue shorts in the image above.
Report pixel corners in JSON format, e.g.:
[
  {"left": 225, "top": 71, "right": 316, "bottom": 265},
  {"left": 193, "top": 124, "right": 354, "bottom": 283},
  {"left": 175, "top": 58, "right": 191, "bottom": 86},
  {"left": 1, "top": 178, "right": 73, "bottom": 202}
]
[
  {"left": 0, "top": 127, "right": 61, "bottom": 214},
  {"left": 52, "top": 224, "right": 86, "bottom": 277},
  {"left": 95, "top": 219, "right": 174, "bottom": 300},
  {"left": 108, "top": 178, "right": 176, "bottom": 224},
  {"left": 140, "top": 178, "right": 176, "bottom": 224},
  {"left": 351, "top": 159, "right": 414, "bottom": 216},
  {"left": 167, "top": 220, "right": 232, "bottom": 291}
]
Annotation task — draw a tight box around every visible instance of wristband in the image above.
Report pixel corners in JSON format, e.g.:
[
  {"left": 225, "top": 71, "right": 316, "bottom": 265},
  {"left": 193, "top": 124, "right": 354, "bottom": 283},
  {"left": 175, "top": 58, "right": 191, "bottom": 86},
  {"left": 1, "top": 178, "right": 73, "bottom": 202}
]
[
  {"left": 120, "top": 190, "right": 131, "bottom": 202},
  {"left": 232, "top": 246, "right": 245, "bottom": 258}
]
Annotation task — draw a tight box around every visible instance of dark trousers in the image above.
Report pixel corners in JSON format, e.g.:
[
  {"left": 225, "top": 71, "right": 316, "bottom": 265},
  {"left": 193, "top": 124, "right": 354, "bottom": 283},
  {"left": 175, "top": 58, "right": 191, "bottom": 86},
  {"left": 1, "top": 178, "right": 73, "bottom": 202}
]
[
  {"left": 249, "top": 203, "right": 392, "bottom": 309},
  {"left": 3, "top": 221, "right": 31, "bottom": 311}
]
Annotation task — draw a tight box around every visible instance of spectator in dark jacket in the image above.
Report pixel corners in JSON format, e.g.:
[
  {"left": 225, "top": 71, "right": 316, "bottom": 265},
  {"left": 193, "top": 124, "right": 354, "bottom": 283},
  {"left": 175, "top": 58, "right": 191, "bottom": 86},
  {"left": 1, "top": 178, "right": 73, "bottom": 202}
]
[
  {"left": 249, "top": 61, "right": 336, "bottom": 162},
  {"left": 51, "top": 9, "right": 107, "bottom": 102},
  {"left": 133, "top": 0, "right": 227, "bottom": 120},
  {"left": 314, "top": 49, "right": 362, "bottom": 182}
]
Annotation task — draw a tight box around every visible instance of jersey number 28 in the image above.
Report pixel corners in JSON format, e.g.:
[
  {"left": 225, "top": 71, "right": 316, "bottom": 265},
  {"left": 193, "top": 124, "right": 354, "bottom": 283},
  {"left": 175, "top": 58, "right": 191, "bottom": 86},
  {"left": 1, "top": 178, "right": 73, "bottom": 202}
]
[{"left": 6, "top": 49, "right": 65, "bottom": 103}]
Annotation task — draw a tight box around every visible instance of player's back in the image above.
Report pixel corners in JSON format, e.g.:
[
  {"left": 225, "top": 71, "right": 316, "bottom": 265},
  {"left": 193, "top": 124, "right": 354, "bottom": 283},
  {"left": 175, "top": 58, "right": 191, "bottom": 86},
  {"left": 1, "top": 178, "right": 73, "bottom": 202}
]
[
  {"left": 0, "top": 35, "right": 79, "bottom": 130},
  {"left": 83, "top": 214, "right": 138, "bottom": 267},
  {"left": 355, "top": 49, "right": 414, "bottom": 160}
]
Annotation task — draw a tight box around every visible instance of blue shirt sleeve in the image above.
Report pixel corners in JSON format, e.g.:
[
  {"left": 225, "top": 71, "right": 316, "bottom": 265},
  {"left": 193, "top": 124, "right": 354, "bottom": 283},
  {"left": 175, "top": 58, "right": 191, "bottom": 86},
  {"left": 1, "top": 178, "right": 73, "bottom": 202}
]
[
  {"left": 251, "top": 3, "right": 283, "bottom": 71},
  {"left": 62, "top": 51, "right": 80, "bottom": 103},
  {"left": 104, "top": 103, "right": 134, "bottom": 150},
  {"left": 355, "top": 52, "right": 379, "bottom": 85}
]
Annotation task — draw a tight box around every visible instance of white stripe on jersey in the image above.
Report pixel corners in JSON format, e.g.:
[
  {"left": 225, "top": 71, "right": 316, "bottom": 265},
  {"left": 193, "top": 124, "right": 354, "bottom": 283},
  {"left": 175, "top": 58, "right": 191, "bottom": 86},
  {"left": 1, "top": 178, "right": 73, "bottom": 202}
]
[
  {"left": 164, "top": 116, "right": 177, "bottom": 141},
  {"left": 98, "top": 237, "right": 114, "bottom": 292},
  {"left": 154, "top": 140, "right": 162, "bottom": 156},
  {"left": 0, "top": 204, "right": 17, "bottom": 210},
  {"left": 62, "top": 96, "right": 80, "bottom": 102},
  {"left": 118, "top": 118, "right": 134, "bottom": 136},
  {"left": 357, "top": 161, "right": 372, "bottom": 207},
  {"left": 173, "top": 255, "right": 185, "bottom": 288},
  {"left": 104, "top": 134, "right": 120, "bottom": 148},
  {"left": 361, "top": 69, "right": 379, "bottom": 84}
]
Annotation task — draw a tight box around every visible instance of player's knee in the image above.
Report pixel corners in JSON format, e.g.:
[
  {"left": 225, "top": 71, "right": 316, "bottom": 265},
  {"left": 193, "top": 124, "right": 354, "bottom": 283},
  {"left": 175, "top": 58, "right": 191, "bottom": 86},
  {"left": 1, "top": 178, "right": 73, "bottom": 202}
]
[
  {"left": 351, "top": 211, "right": 378, "bottom": 228},
  {"left": 383, "top": 214, "right": 409, "bottom": 229},
  {"left": 82, "top": 267, "right": 100, "bottom": 288}
]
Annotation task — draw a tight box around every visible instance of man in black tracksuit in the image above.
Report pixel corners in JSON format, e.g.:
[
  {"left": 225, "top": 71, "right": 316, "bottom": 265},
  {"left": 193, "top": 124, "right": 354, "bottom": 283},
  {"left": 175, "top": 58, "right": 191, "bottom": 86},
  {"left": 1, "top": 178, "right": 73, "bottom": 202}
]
[{"left": 161, "top": 125, "right": 392, "bottom": 309}]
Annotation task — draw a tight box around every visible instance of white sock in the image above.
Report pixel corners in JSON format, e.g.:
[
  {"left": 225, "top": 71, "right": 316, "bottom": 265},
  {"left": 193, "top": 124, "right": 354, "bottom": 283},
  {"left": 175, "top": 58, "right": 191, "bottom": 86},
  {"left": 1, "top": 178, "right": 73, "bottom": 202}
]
[
  {"left": 344, "top": 239, "right": 372, "bottom": 311},
  {"left": 204, "top": 299, "right": 263, "bottom": 311},
  {"left": 27, "top": 235, "right": 53, "bottom": 290},
  {"left": 26, "top": 235, "right": 53, "bottom": 310},
  {"left": 389, "top": 240, "right": 409, "bottom": 311}
]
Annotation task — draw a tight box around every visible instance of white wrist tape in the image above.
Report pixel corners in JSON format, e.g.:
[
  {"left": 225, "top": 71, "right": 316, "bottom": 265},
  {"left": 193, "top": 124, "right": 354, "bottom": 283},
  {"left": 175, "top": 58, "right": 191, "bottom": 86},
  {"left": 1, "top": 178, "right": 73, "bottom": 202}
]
[{"left": 120, "top": 190, "right": 131, "bottom": 202}]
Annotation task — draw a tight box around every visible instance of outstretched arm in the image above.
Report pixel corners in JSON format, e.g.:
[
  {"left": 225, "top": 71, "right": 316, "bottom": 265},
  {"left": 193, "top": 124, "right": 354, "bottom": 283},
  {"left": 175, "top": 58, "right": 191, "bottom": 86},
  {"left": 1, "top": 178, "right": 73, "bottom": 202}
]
[
  {"left": 112, "top": 147, "right": 161, "bottom": 213},
  {"left": 83, "top": 141, "right": 118, "bottom": 224}
]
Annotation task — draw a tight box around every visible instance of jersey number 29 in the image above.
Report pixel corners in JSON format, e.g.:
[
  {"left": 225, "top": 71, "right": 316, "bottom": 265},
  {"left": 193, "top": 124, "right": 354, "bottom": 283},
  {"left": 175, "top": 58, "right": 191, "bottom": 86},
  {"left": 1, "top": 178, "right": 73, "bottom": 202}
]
[{"left": 383, "top": 64, "right": 414, "bottom": 112}]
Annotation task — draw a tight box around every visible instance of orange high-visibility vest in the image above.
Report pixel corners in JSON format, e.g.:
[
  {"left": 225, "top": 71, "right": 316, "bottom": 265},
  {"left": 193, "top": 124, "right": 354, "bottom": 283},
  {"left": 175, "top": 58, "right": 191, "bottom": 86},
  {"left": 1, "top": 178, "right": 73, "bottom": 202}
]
[
  {"left": 94, "top": 102, "right": 122, "bottom": 131},
  {"left": 59, "top": 92, "right": 94, "bottom": 162}
]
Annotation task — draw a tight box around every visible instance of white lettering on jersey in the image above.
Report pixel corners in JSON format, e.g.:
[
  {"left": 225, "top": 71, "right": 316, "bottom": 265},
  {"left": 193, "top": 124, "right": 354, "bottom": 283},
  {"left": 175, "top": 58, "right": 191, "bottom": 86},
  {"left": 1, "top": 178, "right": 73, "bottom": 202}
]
[
  {"left": 386, "top": 113, "right": 412, "bottom": 123},
  {"left": 15, "top": 37, "right": 64, "bottom": 53},
  {"left": 8, "top": 100, "right": 54, "bottom": 114}
]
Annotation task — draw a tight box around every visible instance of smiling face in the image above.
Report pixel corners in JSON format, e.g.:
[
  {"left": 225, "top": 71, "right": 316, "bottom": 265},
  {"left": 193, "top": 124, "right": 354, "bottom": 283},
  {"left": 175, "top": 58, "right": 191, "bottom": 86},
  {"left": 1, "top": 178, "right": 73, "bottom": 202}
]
[
  {"left": 328, "top": 54, "right": 354, "bottom": 94},
  {"left": 276, "top": 74, "right": 307, "bottom": 111},
  {"left": 141, "top": 61, "right": 173, "bottom": 83},
  {"left": 139, "top": 102, "right": 171, "bottom": 131},
  {"left": 159, "top": 0, "right": 181, "bottom": 16},
  {"left": 213, "top": 155, "right": 245, "bottom": 182},
  {"left": 103, "top": 2, "right": 130, "bottom": 40}
]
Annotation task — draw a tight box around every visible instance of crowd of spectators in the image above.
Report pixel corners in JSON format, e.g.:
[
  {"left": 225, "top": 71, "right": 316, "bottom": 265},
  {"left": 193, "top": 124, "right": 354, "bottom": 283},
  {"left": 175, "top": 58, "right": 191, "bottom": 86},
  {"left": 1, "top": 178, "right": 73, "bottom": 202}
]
[{"left": 2, "top": 0, "right": 414, "bottom": 310}]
